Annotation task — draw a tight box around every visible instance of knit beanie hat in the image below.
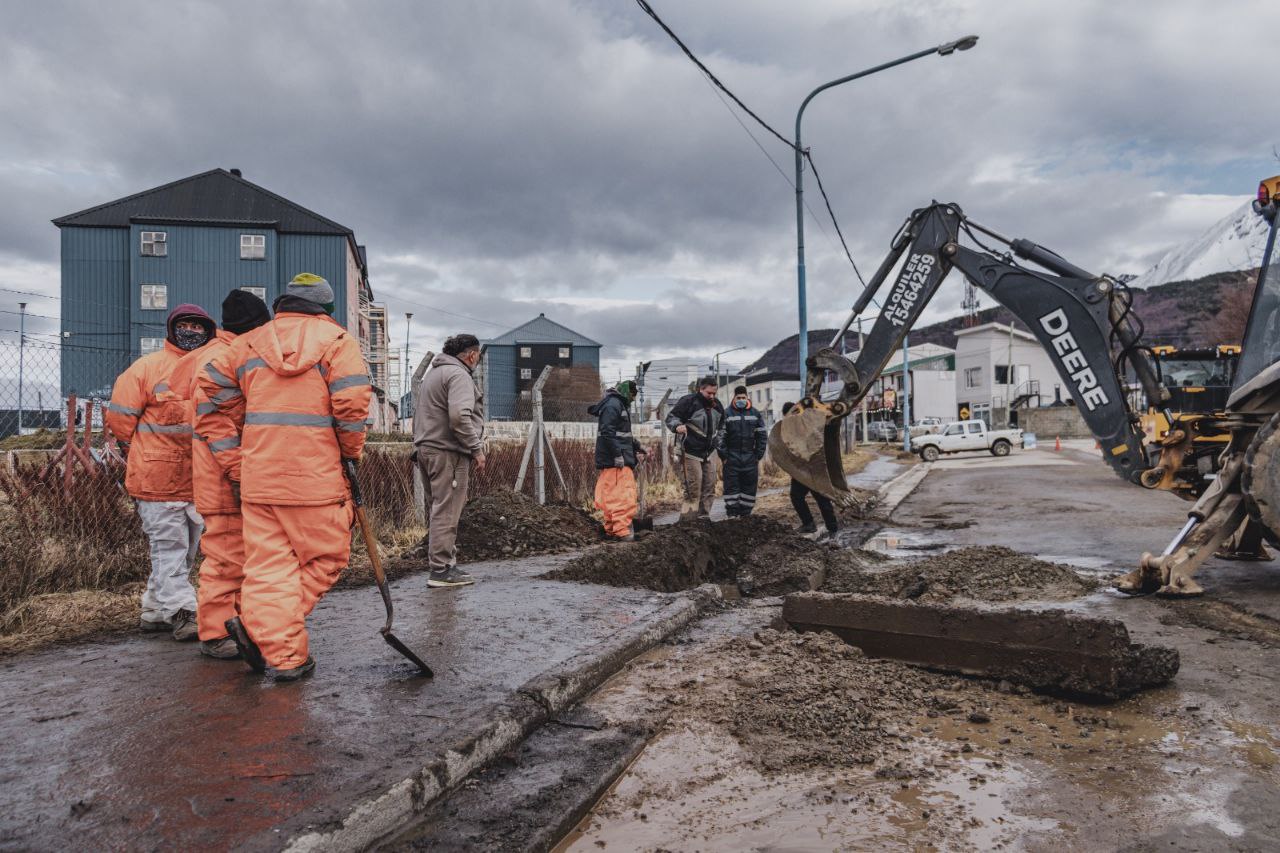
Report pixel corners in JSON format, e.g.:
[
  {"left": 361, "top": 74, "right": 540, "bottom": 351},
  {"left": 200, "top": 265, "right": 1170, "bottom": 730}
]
[
  {"left": 222, "top": 289, "right": 271, "bottom": 334},
  {"left": 616, "top": 380, "right": 637, "bottom": 402},
  {"left": 285, "top": 272, "right": 335, "bottom": 315}
]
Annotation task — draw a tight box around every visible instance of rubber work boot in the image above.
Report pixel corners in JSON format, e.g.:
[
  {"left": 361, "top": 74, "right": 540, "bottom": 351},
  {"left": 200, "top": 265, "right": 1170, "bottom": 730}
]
[
  {"left": 171, "top": 609, "right": 198, "bottom": 641},
  {"left": 607, "top": 532, "right": 636, "bottom": 543},
  {"left": 428, "top": 567, "right": 475, "bottom": 588},
  {"left": 274, "top": 657, "right": 316, "bottom": 683},
  {"left": 798, "top": 522, "right": 817, "bottom": 535},
  {"left": 225, "top": 616, "right": 267, "bottom": 673},
  {"left": 200, "top": 637, "right": 241, "bottom": 660},
  {"left": 139, "top": 618, "right": 173, "bottom": 633}
]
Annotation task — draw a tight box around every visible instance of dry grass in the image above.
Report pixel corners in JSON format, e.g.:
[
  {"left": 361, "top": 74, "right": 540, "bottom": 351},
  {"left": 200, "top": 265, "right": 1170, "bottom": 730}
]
[{"left": 0, "top": 584, "right": 143, "bottom": 656}]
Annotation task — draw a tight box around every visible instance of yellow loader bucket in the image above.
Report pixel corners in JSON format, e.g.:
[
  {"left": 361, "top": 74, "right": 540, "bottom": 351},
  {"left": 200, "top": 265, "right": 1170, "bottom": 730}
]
[{"left": 768, "top": 399, "right": 856, "bottom": 504}]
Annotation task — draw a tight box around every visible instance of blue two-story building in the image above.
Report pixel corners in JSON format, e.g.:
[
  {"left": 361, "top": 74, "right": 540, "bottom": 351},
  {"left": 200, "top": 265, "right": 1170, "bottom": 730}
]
[{"left": 53, "top": 168, "right": 387, "bottom": 398}]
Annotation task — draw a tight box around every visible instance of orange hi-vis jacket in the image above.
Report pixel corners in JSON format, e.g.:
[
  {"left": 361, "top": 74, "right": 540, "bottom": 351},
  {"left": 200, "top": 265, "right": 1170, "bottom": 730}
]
[
  {"left": 196, "top": 311, "right": 373, "bottom": 506},
  {"left": 168, "top": 330, "right": 241, "bottom": 516},
  {"left": 105, "top": 341, "right": 195, "bottom": 502}
]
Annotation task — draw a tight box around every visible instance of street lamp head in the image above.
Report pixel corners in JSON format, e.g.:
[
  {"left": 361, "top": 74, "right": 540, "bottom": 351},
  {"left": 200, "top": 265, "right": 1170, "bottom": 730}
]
[{"left": 937, "top": 35, "right": 979, "bottom": 56}]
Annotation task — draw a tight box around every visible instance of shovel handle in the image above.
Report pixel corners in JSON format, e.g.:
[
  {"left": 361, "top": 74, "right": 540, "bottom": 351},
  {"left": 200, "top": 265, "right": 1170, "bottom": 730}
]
[{"left": 344, "top": 460, "right": 394, "bottom": 634}]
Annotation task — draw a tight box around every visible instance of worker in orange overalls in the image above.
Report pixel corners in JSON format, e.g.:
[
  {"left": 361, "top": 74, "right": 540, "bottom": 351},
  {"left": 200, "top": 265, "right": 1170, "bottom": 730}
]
[
  {"left": 197, "top": 273, "right": 372, "bottom": 683},
  {"left": 167, "top": 289, "right": 271, "bottom": 660},
  {"left": 588, "top": 380, "right": 646, "bottom": 541},
  {"left": 106, "top": 304, "right": 215, "bottom": 642}
]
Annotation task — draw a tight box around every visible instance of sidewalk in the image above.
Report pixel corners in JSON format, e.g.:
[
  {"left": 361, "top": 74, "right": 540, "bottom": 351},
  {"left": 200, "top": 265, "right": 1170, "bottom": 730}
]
[{"left": 0, "top": 555, "right": 689, "bottom": 850}]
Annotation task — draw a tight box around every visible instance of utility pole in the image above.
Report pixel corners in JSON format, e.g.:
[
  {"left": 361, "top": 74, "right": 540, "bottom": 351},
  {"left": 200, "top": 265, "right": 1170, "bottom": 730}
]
[
  {"left": 858, "top": 318, "right": 868, "bottom": 445},
  {"left": 17, "top": 302, "right": 26, "bottom": 434},
  {"left": 1005, "top": 321, "right": 1015, "bottom": 428},
  {"left": 902, "top": 334, "right": 912, "bottom": 453},
  {"left": 403, "top": 312, "right": 413, "bottom": 432}
]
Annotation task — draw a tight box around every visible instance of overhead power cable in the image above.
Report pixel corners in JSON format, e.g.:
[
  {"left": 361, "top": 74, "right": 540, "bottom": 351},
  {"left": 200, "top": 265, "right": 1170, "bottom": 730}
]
[
  {"left": 804, "top": 152, "right": 867, "bottom": 287},
  {"left": 634, "top": 0, "right": 797, "bottom": 152}
]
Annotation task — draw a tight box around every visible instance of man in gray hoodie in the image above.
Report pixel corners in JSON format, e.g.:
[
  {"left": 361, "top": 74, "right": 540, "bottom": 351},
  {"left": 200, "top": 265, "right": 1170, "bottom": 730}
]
[{"left": 413, "top": 334, "right": 486, "bottom": 587}]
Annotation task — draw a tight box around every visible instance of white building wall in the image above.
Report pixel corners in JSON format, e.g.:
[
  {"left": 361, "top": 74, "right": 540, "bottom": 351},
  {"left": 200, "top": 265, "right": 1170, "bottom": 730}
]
[
  {"left": 955, "top": 324, "right": 1066, "bottom": 419},
  {"left": 908, "top": 370, "right": 957, "bottom": 421}
]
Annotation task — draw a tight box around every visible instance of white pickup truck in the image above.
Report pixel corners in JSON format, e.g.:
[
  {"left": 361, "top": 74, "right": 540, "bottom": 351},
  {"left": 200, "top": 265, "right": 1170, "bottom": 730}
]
[{"left": 913, "top": 420, "right": 1022, "bottom": 462}]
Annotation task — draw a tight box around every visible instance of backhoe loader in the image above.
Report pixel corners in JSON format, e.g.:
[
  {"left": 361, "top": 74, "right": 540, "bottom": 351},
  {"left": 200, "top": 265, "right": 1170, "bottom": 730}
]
[{"left": 770, "top": 180, "right": 1280, "bottom": 596}]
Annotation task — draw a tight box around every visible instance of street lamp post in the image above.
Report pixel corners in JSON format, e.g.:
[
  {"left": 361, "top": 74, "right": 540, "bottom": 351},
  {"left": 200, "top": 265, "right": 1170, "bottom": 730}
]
[
  {"left": 17, "top": 302, "right": 26, "bottom": 434},
  {"left": 403, "top": 312, "right": 413, "bottom": 432},
  {"left": 712, "top": 345, "right": 747, "bottom": 403},
  {"left": 794, "top": 35, "right": 979, "bottom": 379}
]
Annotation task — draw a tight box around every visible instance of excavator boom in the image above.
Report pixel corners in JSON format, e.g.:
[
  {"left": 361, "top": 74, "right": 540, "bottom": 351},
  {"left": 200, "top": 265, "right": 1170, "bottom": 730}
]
[{"left": 771, "top": 202, "right": 1163, "bottom": 500}]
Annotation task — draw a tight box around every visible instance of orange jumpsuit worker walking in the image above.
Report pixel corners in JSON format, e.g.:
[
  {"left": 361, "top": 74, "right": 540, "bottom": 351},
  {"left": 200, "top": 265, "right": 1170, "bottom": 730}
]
[
  {"left": 106, "top": 304, "right": 215, "bottom": 642},
  {"left": 197, "top": 273, "right": 372, "bottom": 683},
  {"left": 168, "top": 289, "right": 271, "bottom": 660},
  {"left": 589, "top": 380, "right": 646, "bottom": 541}
]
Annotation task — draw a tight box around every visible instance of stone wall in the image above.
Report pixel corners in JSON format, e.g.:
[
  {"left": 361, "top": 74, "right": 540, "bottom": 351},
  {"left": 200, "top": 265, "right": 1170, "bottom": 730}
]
[{"left": 1019, "top": 406, "right": 1093, "bottom": 440}]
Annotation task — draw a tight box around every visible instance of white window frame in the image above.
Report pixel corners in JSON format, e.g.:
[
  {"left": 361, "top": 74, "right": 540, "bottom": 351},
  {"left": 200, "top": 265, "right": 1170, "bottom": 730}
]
[
  {"left": 519, "top": 346, "right": 531, "bottom": 358},
  {"left": 520, "top": 368, "right": 532, "bottom": 380},
  {"left": 140, "top": 283, "right": 168, "bottom": 310},
  {"left": 558, "top": 346, "right": 570, "bottom": 359},
  {"left": 240, "top": 233, "right": 266, "bottom": 260},
  {"left": 240, "top": 286, "right": 267, "bottom": 301},
  {"left": 964, "top": 367, "right": 982, "bottom": 389},
  {"left": 140, "top": 337, "right": 165, "bottom": 355},
  {"left": 140, "top": 231, "right": 167, "bottom": 257}
]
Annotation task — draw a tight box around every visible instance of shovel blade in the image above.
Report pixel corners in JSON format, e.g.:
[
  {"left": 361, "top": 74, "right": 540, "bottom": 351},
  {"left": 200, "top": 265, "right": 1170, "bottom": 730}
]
[
  {"left": 382, "top": 630, "right": 434, "bottom": 677},
  {"left": 769, "top": 402, "right": 854, "bottom": 504}
]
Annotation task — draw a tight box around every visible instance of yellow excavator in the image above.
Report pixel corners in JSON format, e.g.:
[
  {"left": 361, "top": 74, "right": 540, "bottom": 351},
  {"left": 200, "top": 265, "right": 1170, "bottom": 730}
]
[{"left": 771, "top": 177, "right": 1280, "bottom": 596}]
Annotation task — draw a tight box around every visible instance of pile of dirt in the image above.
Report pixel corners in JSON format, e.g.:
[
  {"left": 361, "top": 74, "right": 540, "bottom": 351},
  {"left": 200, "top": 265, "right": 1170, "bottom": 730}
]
[
  {"left": 542, "top": 516, "right": 840, "bottom": 595},
  {"left": 824, "top": 545, "right": 1096, "bottom": 603},
  {"left": 723, "top": 628, "right": 995, "bottom": 771},
  {"left": 401, "top": 490, "right": 604, "bottom": 565}
]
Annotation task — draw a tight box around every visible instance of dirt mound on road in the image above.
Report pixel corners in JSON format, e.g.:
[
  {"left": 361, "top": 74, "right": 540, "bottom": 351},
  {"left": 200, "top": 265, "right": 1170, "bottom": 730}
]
[
  {"left": 400, "top": 491, "right": 603, "bottom": 566},
  {"left": 824, "top": 545, "right": 1095, "bottom": 603},
  {"left": 722, "top": 628, "right": 992, "bottom": 771},
  {"left": 543, "top": 516, "right": 840, "bottom": 595}
]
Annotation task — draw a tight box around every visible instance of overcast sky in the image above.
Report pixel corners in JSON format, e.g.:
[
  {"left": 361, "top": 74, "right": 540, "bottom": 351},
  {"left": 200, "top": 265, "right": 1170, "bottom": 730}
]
[{"left": 2, "top": 0, "right": 1278, "bottom": 383}]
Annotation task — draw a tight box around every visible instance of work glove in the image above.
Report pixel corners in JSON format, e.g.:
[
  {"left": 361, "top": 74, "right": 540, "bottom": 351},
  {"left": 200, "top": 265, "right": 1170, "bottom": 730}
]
[{"left": 613, "top": 455, "right": 626, "bottom": 468}]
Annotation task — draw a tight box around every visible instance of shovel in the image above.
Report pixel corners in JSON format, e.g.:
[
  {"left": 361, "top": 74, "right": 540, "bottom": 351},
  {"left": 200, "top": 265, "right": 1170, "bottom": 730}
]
[{"left": 344, "top": 459, "right": 434, "bottom": 677}]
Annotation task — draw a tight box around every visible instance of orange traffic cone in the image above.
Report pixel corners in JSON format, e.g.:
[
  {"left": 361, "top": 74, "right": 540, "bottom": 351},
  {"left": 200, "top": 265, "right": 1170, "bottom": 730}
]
[{"left": 1055, "top": 436, "right": 1062, "bottom": 452}]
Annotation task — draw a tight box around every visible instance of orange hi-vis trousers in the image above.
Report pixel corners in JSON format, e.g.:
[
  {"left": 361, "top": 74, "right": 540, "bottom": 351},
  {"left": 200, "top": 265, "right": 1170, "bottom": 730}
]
[
  {"left": 196, "top": 512, "right": 246, "bottom": 642},
  {"left": 594, "top": 467, "right": 638, "bottom": 538},
  {"left": 240, "top": 500, "right": 354, "bottom": 670}
]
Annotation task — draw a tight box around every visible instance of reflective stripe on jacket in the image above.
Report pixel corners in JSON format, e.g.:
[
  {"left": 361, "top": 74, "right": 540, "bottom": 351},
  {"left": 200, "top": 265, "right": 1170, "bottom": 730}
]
[
  {"left": 721, "top": 404, "right": 768, "bottom": 464},
  {"left": 196, "top": 312, "right": 373, "bottom": 506},
  {"left": 169, "top": 330, "right": 240, "bottom": 515},
  {"left": 105, "top": 341, "right": 194, "bottom": 501},
  {"left": 588, "top": 390, "right": 639, "bottom": 469}
]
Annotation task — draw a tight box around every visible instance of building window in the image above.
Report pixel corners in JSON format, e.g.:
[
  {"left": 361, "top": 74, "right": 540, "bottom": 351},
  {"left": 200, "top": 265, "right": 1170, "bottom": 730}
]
[
  {"left": 519, "top": 346, "right": 531, "bottom": 359},
  {"left": 241, "top": 286, "right": 267, "bottom": 300},
  {"left": 140, "top": 284, "right": 167, "bottom": 310},
  {"left": 240, "top": 234, "right": 266, "bottom": 260},
  {"left": 140, "top": 231, "right": 167, "bottom": 257},
  {"left": 964, "top": 367, "right": 981, "bottom": 388},
  {"left": 140, "top": 337, "right": 164, "bottom": 355},
  {"left": 520, "top": 390, "right": 532, "bottom": 400},
  {"left": 558, "top": 347, "right": 570, "bottom": 359},
  {"left": 520, "top": 368, "right": 532, "bottom": 380},
  {"left": 994, "top": 365, "right": 1011, "bottom": 384}
]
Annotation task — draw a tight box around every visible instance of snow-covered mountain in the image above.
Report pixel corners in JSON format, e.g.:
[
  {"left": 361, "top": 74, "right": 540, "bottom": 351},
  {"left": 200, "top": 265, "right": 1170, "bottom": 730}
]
[{"left": 1131, "top": 200, "right": 1273, "bottom": 288}]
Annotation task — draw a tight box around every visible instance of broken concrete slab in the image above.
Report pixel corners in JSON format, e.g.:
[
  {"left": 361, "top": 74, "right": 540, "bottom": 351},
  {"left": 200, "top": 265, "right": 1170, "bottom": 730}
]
[{"left": 783, "top": 592, "right": 1179, "bottom": 701}]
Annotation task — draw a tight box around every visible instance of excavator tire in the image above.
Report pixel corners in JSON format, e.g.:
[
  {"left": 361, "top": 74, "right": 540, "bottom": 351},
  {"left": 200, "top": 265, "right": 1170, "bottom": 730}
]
[{"left": 1242, "top": 413, "right": 1280, "bottom": 547}]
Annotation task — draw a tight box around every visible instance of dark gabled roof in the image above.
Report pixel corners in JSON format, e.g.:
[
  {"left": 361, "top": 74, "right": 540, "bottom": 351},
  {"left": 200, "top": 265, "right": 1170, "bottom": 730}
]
[
  {"left": 52, "top": 168, "right": 352, "bottom": 236},
  {"left": 486, "top": 314, "right": 602, "bottom": 348}
]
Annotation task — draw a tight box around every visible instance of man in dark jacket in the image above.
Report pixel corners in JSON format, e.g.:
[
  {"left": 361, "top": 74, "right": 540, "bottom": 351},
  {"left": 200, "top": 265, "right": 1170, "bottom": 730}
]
[
  {"left": 720, "top": 386, "right": 768, "bottom": 517},
  {"left": 589, "top": 380, "right": 645, "bottom": 541},
  {"left": 665, "top": 377, "right": 725, "bottom": 518}
]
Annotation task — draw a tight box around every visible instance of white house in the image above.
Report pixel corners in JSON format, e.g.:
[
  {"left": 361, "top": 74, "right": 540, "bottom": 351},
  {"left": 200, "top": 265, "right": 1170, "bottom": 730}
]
[{"left": 953, "top": 322, "right": 1059, "bottom": 424}]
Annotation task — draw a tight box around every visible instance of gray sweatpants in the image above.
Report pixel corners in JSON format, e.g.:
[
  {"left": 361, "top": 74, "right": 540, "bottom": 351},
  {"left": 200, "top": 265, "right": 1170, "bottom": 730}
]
[
  {"left": 135, "top": 500, "right": 202, "bottom": 622},
  {"left": 418, "top": 449, "right": 472, "bottom": 571}
]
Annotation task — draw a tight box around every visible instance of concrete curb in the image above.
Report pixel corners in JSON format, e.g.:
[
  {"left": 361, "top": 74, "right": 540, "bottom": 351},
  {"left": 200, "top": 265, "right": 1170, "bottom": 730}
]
[
  {"left": 280, "top": 586, "right": 720, "bottom": 853},
  {"left": 875, "top": 463, "right": 930, "bottom": 517}
]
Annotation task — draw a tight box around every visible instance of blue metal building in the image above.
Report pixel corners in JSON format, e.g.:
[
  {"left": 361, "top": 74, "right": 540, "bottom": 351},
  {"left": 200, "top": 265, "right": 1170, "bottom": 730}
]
[
  {"left": 481, "top": 314, "right": 601, "bottom": 420},
  {"left": 53, "top": 168, "right": 380, "bottom": 397}
]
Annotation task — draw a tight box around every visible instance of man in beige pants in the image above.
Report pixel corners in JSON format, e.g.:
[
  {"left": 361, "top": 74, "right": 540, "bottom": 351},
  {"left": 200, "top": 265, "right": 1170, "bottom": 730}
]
[
  {"left": 664, "top": 377, "right": 726, "bottom": 518},
  {"left": 413, "top": 334, "right": 486, "bottom": 587}
]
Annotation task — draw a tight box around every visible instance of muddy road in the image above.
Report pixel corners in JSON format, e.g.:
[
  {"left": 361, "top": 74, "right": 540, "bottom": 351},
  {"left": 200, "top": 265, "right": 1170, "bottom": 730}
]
[{"left": 560, "top": 448, "right": 1280, "bottom": 851}]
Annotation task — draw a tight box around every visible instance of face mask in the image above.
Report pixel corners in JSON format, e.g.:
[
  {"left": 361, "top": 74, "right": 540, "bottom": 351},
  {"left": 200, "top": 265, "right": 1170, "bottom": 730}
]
[
  {"left": 174, "top": 327, "right": 209, "bottom": 351},
  {"left": 735, "top": 399, "right": 748, "bottom": 409}
]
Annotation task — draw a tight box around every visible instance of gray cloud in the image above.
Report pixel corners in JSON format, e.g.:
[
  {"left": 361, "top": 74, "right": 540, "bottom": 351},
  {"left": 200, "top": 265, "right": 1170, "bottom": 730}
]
[{"left": 2, "top": 0, "right": 1278, "bottom": 373}]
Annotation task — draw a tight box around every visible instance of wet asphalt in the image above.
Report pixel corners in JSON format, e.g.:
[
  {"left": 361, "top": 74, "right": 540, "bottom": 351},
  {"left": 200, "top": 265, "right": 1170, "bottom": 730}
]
[{"left": 0, "top": 554, "right": 674, "bottom": 850}]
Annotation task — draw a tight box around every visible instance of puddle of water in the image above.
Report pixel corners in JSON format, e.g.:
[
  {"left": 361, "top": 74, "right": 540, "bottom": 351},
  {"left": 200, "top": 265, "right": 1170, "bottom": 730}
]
[
  {"left": 1221, "top": 719, "right": 1280, "bottom": 770},
  {"left": 863, "top": 528, "right": 954, "bottom": 559},
  {"left": 1034, "top": 554, "right": 1116, "bottom": 573}
]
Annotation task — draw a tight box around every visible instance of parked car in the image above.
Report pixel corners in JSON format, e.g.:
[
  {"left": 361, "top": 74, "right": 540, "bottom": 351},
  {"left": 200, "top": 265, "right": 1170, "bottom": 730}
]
[
  {"left": 912, "top": 419, "right": 1022, "bottom": 462},
  {"left": 866, "top": 420, "right": 898, "bottom": 442}
]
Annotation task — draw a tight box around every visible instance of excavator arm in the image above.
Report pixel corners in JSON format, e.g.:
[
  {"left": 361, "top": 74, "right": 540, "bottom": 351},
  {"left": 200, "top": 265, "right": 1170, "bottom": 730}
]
[{"left": 771, "top": 201, "right": 1168, "bottom": 501}]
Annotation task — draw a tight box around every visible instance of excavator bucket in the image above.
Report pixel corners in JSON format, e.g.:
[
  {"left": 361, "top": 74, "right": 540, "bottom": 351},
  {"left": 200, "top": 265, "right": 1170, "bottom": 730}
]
[{"left": 769, "top": 400, "right": 856, "bottom": 504}]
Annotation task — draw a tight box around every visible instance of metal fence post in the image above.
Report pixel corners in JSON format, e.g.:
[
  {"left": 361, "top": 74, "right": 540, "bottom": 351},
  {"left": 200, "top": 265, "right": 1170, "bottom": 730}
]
[{"left": 533, "top": 366, "right": 551, "bottom": 505}]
